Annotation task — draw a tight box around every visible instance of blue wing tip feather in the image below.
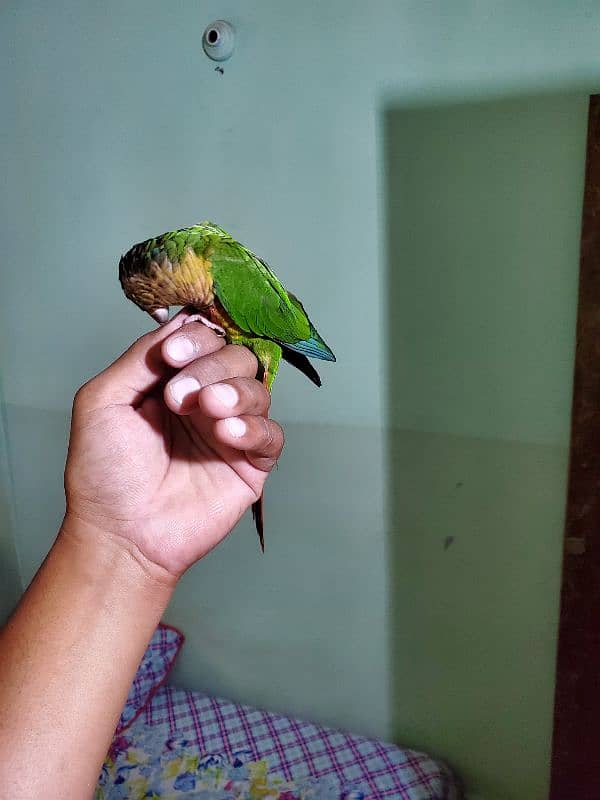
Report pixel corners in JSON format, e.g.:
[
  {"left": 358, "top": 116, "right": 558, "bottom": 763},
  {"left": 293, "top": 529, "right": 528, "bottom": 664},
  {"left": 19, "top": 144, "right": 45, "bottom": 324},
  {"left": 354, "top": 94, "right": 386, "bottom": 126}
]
[
  {"left": 284, "top": 334, "right": 336, "bottom": 362},
  {"left": 307, "top": 335, "right": 336, "bottom": 361}
]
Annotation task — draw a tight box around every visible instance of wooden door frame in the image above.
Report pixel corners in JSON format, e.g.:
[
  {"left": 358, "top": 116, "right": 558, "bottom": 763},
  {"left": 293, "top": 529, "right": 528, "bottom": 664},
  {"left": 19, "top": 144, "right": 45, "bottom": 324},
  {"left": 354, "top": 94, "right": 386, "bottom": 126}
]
[{"left": 550, "top": 94, "right": 600, "bottom": 800}]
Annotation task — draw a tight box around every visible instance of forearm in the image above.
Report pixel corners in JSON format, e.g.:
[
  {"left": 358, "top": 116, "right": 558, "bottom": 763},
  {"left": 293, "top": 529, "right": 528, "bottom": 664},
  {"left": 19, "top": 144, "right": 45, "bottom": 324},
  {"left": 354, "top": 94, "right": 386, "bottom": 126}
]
[{"left": 0, "top": 517, "right": 175, "bottom": 799}]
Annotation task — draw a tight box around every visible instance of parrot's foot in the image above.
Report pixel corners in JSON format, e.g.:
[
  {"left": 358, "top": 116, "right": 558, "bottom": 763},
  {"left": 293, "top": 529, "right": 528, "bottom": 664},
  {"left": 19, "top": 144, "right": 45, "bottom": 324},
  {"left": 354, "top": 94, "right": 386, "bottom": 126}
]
[
  {"left": 196, "top": 314, "right": 227, "bottom": 337},
  {"left": 150, "top": 308, "right": 170, "bottom": 324}
]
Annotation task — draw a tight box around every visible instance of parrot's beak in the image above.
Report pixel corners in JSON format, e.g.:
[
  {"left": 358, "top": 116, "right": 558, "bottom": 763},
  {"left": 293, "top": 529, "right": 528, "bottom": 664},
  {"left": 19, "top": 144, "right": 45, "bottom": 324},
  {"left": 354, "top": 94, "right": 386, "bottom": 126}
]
[{"left": 150, "top": 308, "right": 170, "bottom": 324}]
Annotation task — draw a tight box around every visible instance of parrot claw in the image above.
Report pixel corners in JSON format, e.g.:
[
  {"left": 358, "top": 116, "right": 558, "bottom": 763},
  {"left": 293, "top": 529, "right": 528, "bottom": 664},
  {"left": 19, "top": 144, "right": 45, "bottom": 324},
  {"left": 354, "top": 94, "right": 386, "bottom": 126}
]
[
  {"left": 150, "top": 308, "right": 170, "bottom": 324},
  {"left": 196, "top": 314, "right": 227, "bottom": 337}
]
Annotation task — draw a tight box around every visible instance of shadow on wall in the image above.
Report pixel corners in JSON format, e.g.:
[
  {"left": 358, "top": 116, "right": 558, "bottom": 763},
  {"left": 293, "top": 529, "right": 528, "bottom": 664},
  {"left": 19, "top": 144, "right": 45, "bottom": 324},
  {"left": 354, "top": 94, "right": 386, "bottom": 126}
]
[{"left": 382, "top": 92, "right": 588, "bottom": 800}]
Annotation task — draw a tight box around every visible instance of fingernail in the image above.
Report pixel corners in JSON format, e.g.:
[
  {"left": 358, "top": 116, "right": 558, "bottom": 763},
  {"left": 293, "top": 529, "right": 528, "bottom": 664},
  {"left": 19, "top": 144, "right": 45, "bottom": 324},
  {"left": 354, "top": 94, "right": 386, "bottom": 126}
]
[
  {"left": 226, "top": 417, "right": 246, "bottom": 438},
  {"left": 167, "top": 336, "right": 196, "bottom": 362},
  {"left": 211, "top": 383, "right": 238, "bottom": 408},
  {"left": 170, "top": 376, "right": 200, "bottom": 406}
]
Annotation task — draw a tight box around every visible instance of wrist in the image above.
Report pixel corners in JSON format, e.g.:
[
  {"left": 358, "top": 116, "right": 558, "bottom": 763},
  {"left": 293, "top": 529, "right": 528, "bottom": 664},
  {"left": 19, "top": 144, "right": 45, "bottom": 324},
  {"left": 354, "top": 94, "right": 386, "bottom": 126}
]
[{"left": 59, "top": 513, "right": 178, "bottom": 596}]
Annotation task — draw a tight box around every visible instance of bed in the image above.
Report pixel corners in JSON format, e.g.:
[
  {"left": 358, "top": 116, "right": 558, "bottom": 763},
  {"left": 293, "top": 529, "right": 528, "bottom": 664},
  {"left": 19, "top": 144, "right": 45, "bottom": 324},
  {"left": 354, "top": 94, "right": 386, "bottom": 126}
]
[{"left": 96, "top": 625, "right": 463, "bottom": 799}]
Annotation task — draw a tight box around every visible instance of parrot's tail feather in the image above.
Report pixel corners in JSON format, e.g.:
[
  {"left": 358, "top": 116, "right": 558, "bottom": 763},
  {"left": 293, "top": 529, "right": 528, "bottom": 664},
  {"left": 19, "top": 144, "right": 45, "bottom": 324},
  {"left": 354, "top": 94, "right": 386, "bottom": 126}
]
[
  {"left": 281, "top": 348, "right": 322, "bottom": 387},
  {"left": 252, "top": 496, "right": 265, "bottom": 552}
]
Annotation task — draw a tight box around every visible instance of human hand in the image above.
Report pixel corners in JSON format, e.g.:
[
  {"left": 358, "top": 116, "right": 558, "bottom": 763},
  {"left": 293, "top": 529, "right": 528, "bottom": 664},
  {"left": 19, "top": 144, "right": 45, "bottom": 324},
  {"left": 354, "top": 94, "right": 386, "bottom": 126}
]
[{"left": 64, "top": 310, "right": 284, "bottom": 579}]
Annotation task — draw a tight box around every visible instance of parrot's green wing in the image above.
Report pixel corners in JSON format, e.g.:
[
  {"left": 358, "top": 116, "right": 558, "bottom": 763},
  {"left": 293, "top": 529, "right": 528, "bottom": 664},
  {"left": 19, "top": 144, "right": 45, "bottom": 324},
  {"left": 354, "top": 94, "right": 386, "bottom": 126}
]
[{"left": 204, "top": 230, "right": 335, "bottom": 363}]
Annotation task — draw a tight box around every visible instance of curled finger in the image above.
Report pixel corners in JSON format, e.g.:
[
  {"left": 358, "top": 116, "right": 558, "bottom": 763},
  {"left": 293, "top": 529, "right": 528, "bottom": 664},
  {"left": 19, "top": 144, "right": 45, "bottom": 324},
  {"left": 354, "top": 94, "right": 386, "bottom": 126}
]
[
  {"left": 160, "top": 317, "right": 227, "bottom": 368},
  {"left": 164, "top": 344, "right": 258, "bottom": 414},
  {"left": 213, "top": 415, "right": 284, "bottom": 472},
  {"left": 198, "top": 378, "right": 271, "bottom": 419}
]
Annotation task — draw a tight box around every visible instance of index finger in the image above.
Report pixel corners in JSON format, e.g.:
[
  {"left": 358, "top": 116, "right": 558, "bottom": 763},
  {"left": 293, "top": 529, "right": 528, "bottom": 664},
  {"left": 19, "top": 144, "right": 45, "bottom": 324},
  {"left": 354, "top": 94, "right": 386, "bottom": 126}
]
[
  {"left": 78, "top": 311, "right": 226, "bottom": 410},
  {"left": 160, "top": 318, "right": 229, "bottom": 369}
]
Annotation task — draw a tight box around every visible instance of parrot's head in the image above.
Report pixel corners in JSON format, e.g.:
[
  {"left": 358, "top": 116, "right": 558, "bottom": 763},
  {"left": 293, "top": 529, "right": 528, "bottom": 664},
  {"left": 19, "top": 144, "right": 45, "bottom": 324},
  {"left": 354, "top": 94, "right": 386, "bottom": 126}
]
[{"left": 119, "top": 247, "right": 170, "bottom": 323}]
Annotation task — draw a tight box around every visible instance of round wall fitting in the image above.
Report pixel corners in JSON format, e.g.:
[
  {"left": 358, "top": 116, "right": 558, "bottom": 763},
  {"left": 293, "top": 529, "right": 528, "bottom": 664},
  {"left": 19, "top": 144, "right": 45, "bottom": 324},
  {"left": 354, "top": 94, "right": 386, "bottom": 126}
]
[{"left": 202, "top": 20, "right": 235, "bottom": 62}]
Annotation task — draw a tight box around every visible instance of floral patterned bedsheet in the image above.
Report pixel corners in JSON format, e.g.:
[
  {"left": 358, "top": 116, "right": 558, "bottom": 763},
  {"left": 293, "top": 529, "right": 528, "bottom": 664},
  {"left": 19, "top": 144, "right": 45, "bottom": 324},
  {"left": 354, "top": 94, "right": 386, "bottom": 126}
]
[
  {"left": 95, "top": 684, "right": 462, "bottom": 799},
  {"left": 96, "top": 729, "right": 368, "bottom": 799},
  {"left": 95, "top": 627, "right": 462, "bottom": 799}
]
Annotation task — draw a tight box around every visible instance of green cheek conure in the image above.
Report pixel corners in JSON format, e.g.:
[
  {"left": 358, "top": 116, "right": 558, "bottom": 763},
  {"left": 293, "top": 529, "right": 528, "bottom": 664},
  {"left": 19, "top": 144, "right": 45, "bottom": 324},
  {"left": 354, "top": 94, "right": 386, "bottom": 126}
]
[{"left": 119, "top": 221, "right": 336, "bottom": 551}]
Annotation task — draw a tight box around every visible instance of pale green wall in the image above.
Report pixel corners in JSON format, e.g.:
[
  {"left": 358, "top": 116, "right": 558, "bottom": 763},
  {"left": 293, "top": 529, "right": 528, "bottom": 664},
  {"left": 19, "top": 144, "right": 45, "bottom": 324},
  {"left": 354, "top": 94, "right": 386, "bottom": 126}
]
[
  {"left": 388, "top": 431, "right": 569, "bottom": 800},
  {"left": 382, "top": 94, "right": 587, "bottom": 799},
  {"left": 384, "top": 95, "right": 587, "bottom": 446},
  {"left": 0, "top": 377, "right": 22, "bottom": 624},
  {"left": 2, "top": 2, "right": 599, "bottom": 799}
]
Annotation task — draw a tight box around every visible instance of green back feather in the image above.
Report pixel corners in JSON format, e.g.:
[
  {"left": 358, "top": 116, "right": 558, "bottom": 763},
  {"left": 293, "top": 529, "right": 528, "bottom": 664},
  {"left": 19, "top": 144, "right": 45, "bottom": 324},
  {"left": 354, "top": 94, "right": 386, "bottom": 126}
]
[
  {"left": 147, "top": 222, "right": 334, "bottom": 359},
  {"left": 191, "top": 223, "right": 313, "bottom": 347}
]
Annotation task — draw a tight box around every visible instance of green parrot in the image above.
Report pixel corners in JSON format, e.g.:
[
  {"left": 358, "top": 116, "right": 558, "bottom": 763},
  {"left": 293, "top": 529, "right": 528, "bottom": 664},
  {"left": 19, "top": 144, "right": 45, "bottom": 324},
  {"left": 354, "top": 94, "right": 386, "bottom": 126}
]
[{"left": 118, "top": 221, "right": 335, "bottom": 551}]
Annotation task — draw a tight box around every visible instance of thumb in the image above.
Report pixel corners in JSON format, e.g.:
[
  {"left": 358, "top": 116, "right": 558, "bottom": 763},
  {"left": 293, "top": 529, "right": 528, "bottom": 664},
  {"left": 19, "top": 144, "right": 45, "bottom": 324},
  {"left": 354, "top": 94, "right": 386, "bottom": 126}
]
[{"left": 77, "top": 309, "right": 194, "bottom": 410}]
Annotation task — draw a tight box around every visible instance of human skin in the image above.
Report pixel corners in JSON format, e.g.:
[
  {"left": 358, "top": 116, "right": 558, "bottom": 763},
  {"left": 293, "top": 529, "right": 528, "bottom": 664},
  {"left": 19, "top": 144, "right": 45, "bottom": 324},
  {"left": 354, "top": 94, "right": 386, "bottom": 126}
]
[{"left": 0, "top": 309, "right": 284, "bottom": 799}]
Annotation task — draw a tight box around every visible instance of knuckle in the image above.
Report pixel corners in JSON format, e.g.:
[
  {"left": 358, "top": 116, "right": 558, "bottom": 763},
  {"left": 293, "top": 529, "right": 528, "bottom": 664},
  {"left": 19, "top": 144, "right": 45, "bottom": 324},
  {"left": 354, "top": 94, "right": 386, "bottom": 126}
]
[
  {"left": 261, "top": 418, "right": 275, "bottom": 449},
  {"left": 232, "top": 344, "right": 258, "bottom": 373},
  {"left": 248, "top": 379, "right": 270, "bottom": 411},
  {"left": 189, "top": 352, "right": 228, "bottom": 386},
  {"left": 273, "top": 421, "right": 285, "bottom": 452},
  {"left": 257, "top": 418, "right": 282, "bottom": 452},
  {"left": 182, "top": 321, "right": 223, "bottom": 347},
  {"left": 73, "top": 379, "right": 94, "bottom": 409},
  {"left": 206, "top": 351, "right": 230, "bottom": 379}
]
